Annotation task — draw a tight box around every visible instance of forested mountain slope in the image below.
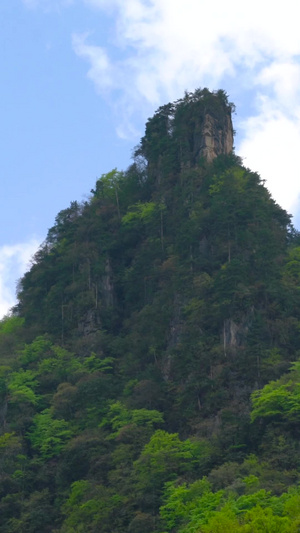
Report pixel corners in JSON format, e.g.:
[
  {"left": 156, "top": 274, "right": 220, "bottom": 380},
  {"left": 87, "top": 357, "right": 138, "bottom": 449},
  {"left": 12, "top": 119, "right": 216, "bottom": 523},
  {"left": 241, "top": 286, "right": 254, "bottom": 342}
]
[{"left": 1, "top": 89, "right": 300, "bottom": 532}]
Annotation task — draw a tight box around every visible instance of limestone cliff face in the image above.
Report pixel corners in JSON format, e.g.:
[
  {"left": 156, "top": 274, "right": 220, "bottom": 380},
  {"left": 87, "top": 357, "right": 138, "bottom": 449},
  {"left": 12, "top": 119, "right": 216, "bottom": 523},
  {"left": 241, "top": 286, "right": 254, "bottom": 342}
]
[{"left": 196, "top": 111, "right": 233, "bottom": 163}]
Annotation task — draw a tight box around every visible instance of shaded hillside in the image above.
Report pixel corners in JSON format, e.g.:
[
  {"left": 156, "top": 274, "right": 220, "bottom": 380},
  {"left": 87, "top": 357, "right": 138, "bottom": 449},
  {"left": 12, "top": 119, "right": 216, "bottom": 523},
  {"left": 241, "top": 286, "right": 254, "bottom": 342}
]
[{"left": 1, "top": 89, "right": 300, "bottom": 532}]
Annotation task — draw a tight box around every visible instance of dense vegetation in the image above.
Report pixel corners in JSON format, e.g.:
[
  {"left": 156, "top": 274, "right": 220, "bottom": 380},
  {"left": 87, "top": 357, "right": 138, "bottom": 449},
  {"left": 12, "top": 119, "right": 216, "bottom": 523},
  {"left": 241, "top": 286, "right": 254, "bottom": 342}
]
[{"left": 1, "top": 89, "right": 300, "bottom": 531}]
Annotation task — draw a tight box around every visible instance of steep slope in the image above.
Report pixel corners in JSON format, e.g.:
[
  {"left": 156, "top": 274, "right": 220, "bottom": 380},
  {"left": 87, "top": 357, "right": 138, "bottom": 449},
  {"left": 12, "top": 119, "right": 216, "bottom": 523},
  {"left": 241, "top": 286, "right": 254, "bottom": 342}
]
[{"left": 1, "top": 89, "right": 300, "bottom": 532}]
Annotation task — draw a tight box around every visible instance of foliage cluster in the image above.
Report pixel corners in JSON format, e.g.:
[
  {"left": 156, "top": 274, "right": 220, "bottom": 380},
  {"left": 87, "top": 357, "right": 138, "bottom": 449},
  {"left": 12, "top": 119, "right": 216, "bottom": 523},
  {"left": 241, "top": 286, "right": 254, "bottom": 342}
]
[{"left": 1, "top": 89, "right": 300, "bottom": 531}]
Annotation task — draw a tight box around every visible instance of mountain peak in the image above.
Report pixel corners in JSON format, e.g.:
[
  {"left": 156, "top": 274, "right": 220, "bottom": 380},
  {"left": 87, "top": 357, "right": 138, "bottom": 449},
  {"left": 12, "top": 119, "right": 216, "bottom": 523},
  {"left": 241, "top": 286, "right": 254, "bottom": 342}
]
[{"left": 137, "top": 88, "right": 234, "bottom": 182}]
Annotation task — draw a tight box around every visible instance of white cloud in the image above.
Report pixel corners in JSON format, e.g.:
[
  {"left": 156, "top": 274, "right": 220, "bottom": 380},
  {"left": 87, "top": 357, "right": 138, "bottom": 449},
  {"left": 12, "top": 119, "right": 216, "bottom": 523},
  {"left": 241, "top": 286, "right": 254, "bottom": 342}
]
[
  {"left": 80, "top": 0, "right": 300, "bottom": 91},
  {"left": 256, "top": 62, "right": 300, "bottom": 112},
  {"left": 238, "top": 59, "right": 300, "bottom": 215},
  {"left": 239, "top": 102, "right": 300, "bottom": 215},
  {"left": 0, "top": 239, "right": 40, "bottom": 319},
  {"left": 74, "top": 0, "right": 300, "bottom": 118}
]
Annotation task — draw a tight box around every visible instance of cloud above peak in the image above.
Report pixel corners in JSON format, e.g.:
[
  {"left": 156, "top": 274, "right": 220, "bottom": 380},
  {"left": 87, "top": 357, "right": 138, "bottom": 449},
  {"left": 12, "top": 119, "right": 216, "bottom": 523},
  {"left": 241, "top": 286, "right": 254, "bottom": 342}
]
[{"left": 74, "top": 0, "right": 300, "bottom": 107}]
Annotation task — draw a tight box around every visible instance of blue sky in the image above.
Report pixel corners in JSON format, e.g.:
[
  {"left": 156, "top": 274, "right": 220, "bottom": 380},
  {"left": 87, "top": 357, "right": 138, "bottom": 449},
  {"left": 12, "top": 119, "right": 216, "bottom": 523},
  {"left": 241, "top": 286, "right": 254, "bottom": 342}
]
[{"left": 1, "top": 0, "right": 300, "bottom": 316}]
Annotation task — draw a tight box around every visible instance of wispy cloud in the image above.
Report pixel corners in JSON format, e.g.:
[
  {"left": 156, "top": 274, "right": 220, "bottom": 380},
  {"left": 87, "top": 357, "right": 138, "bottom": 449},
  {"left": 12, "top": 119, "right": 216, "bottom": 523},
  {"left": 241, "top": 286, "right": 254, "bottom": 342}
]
[
  {"left": 0, "top": 239, "right": 40, "bottom": 318},
  {"left": 72, "top": 33, "right": 113, "bottom": 91}
]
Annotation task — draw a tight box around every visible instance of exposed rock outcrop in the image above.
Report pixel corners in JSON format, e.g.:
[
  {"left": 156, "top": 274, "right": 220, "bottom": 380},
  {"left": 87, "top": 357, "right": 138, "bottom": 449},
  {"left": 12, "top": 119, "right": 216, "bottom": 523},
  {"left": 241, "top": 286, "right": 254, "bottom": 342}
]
[
  {"left": 196, "top": 111, "right": 233, "bottom": 163},
  {"left": 222, "top": 310, "right": 253, "bottom": 356}
]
